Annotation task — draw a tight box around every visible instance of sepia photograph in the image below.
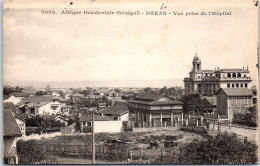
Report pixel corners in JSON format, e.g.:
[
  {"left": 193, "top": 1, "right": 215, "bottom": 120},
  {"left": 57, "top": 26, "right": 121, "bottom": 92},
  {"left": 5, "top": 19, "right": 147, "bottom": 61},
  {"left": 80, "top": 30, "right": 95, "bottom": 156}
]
[{"left": 2, "top": 0, "right": 259, "bottom": 164}]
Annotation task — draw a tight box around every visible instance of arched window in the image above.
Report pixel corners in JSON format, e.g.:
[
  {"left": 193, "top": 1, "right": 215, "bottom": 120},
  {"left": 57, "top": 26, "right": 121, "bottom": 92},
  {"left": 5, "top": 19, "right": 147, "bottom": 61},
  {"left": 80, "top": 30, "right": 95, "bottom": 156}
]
[
  {"left": 227, "top": 73, "right": 231, "bottom": 77},
  {"left": 237, "top": 73, "right": 241, "bottom": 77},
  {"left": 232, "top": 73, "right": 236, "bottom": 77}
]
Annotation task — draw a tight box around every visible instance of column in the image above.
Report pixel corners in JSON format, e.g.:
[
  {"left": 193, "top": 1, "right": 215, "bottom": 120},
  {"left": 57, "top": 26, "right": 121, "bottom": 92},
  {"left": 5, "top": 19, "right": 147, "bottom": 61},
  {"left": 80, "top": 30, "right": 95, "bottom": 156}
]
[
  {"left": 170, "top": 113, "right": 173, "bottom": 127},
  {"left": 200, "top": 116, "right": 203, "bottom": 126},
  {"left": 149, "top": 114, "right": 152, "bottom": 127},
  {"left": 160, "top": 113, "right": 163, "bottom": 127},
  {"left": 196, "top": 118, "right": 199, "bottom": 126},
  {"left": 80, "top": 122, "right": 83, "bottom": 133},
  {"left": 181, "top": 113, "right": 184, "bottom": 125}
]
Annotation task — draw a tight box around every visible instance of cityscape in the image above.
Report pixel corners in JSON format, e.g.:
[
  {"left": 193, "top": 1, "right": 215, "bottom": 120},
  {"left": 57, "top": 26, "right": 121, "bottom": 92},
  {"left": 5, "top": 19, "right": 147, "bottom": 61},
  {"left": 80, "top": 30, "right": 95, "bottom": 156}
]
[
  {"left": 3, "top": 55, "right": 258, "bottom": 164},
  {"left": 3, "top": 0, "right": 258, "bottom": 165}
]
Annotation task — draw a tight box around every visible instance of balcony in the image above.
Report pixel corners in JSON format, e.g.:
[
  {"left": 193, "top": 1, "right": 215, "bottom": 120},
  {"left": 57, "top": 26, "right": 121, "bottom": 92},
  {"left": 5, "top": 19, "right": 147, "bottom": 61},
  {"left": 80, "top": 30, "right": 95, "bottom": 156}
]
[{"left": 219, "top": 77, "right": 251, "bottom": 81}]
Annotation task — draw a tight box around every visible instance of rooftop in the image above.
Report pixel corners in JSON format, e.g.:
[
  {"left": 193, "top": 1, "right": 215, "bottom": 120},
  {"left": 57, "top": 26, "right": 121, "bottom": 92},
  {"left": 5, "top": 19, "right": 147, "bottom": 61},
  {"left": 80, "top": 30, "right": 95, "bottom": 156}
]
[
  {"left": 100, "top": 106, "right": 129, "bottom": 115},
  {"left": 216, "top": 88, "right": 254, "bottom": 97},
  {"left": 3, "top": 108, "right": 22, "bottom": 137},
  {"left": 202, "top": 96, "right": 217, "bottom": 106},
  {"left": 135, "top": 92, "right": 163, "bottom": 101},
  {"left": 16, "top": 95, "right": 67, "bottom": 107},
  {"left": 79, "top": 115, "right": 112, "bottom": 122}
]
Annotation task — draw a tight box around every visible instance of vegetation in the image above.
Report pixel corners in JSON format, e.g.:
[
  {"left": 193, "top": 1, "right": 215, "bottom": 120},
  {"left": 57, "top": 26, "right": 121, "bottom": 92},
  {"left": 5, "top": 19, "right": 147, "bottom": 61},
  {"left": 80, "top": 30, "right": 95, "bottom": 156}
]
[
  {"left": 151, "top": 132, "right": 258, "bottom": 164},
  {"left": 181, "top": 94, "right": 206, "bottom": 115},
  {"left": 3, "top": 86, "right": 23, "bottom": 95}
]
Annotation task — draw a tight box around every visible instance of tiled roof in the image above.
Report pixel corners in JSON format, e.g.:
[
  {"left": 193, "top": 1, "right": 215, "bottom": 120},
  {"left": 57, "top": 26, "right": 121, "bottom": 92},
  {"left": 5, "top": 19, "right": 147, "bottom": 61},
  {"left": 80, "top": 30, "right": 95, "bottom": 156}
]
[
  {"left": 79, "top": 115, "right": 112, "bottom": 122},
  {"left": 13, "top": 92, "right": 30, "bottom": 97},
  {"left": 216, "top": 88, "right": 253, "bottom": 96},
  {"left": 21, "top": 89, "right": 37, "bottom": 95},
  {"left": 3, "top": 108, "right": 22, "bottom": 137},
  {"left": 3, "top": 102, "right": 15, "bottom": 111},
  {"left": 100, "top": 106, "right": 129, "bottom": 115},
  {"left": 16, "top": 95, "right": 67, "bottom": 107},
  {"left": 135, "top": 93, "right": 163, "bottom": 101},
  {"left": 3, "top": 95, "right": 11, "bottom": 100},
  {"left": 129, "top": 98, "right": 183, "bottom": 105},
  {"left": 202, "top": 96, "right": 217, "bottom": 106}
]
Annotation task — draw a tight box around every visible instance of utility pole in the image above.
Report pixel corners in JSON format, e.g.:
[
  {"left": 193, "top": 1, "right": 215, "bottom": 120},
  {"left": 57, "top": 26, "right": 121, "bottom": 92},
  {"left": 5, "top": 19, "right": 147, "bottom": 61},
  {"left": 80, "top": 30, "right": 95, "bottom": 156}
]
[{"left": 92, "top": 113, "right": 95, "bottom": 164}]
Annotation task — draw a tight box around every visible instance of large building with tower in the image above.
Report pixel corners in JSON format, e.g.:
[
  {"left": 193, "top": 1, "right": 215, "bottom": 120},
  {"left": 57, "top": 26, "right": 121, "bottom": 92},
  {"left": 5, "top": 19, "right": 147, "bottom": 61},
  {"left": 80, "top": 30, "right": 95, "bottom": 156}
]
[{"left": 184, "top": 54, "right": 252, "bottom": 96}]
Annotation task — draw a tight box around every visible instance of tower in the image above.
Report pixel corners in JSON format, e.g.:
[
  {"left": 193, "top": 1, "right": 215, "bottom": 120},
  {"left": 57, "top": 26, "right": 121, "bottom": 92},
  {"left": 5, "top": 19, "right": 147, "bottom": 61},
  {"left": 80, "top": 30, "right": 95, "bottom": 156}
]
[{"left": 192, "top": 53, "right": 201, "bottom": 72}]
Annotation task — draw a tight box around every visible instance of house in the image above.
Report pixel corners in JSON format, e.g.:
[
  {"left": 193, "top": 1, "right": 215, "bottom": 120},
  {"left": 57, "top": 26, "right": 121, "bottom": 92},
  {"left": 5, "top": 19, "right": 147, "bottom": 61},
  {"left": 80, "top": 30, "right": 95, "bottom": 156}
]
[
  {"left": 40, "top": 115, "right": 69, "bottom": 126},
  {"left": 107, "top": 89, "right": 119, "bottom": 97},
  {"left": 3, "top": 108, "right": 22, "bottom": 164},
  {"left": 215, "top": 88, "right": 254, "bottom": 120},
  {"left": 251, "top": 85, "right": 258, "bottom": 106},
  {"left": 16, "top": 95, "right": 68, "bottom": 115},
  {"left": 201, "top": 96, "right": 217, "bottom": 114},
  {"left": 70, "top": 93, "right": 84, "bottom": 104},
  {"left": 99, "top": 106, "right": 129, "bottom": 121},
  {"left": 128, "top": 92, "right": 184, "bottom": 128},
  {"left": 14, "top": 116, "right": 26, "bottom": 137},
  {"left": 79, "top": 115, "right": 123, "bottom": 133},
  {"left": 184, "top": 55, "right": 252, "bottom": 96},
  {"left": 3, "top": 92, "right": 29, "bottom": 105}
]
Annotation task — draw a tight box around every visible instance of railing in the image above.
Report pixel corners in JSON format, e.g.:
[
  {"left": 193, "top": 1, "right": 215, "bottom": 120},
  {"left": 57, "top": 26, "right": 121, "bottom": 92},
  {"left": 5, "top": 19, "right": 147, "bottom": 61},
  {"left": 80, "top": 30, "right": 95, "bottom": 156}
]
[{"left": 133, "top": 121, "right": 182, "bottom": 128}]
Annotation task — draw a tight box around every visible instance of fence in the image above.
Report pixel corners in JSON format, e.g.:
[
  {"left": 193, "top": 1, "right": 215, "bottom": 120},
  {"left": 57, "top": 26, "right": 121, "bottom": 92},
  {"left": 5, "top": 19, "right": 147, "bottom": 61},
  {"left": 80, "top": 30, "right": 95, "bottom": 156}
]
[{"left": 37, "top": 143, "right": 176, "bottom": 162}]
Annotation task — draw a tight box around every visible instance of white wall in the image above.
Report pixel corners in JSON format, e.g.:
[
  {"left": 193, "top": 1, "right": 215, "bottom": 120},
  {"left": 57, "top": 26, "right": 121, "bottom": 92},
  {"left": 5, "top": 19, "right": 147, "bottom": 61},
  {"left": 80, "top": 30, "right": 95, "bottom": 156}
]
[
  {"left": 38, "top": 101, "right": 64, "bottom": 115},
  {"left": 94, "top": 121, "right": 123, "bottom": 133},
  {"left": 15, "top": 118, "right": 26, "bottom": 136},
  {"left": 120, "top": 113, "right": 129, "bottom": 121},
  {"left": 3, "top": 96, "right": 22, "bottom": 105}
]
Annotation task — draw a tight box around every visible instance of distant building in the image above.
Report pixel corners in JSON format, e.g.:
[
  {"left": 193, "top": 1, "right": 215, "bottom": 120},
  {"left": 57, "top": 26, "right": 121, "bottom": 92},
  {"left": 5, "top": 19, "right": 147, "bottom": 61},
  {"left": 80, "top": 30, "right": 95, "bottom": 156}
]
[
  {"left": 3, "top": 92, "right": 30, "bottom": 105},
  {"left": 128, "top": 93, "right": 183, "bottom": 128},
  {"left": 79, "top": 115, "right": 123, "bottom": 133},
  {"left": 201, "top": 96, "right": 217, "bottom": 114},
  {"left": 16, "top": 95, "right": 68, "bottom": 115},
  {"left": 215, "top": 88, "right": 253, "bottom": 120},
  {"left": 184, "top": 54, "right": 252, "bottom": 96},
  {"left": 99, "top": 106, "right": 129, "bottom": 121},
  {"left": 3, "top": 108, "right": 22, "bottom": 164},
  {"left": 70, "top": 93, "right": 84, "bottom": 104}
]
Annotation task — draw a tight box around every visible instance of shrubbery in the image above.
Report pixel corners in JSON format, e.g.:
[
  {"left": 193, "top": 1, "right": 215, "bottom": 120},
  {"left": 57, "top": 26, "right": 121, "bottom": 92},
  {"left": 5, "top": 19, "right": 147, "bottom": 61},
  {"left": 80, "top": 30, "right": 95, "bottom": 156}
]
[{"left": 151, "top": 132, "right": 258, "bottom": 164}]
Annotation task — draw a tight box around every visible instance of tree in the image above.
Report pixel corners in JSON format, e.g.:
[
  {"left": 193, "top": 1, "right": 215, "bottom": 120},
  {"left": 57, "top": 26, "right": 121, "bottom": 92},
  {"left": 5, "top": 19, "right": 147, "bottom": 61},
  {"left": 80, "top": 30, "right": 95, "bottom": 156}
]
[
  {"left": 36, "top": 91, "right": 48, "bottom": 96},
  {"left": 144, "top": 87, "right": 153, "bottom": 93},
  {"left": 114, "top": 88, "right": 121, "bottom": 93},
  {"left": 159, "top": 86, "right": 168, "bottom": 94},
  {"left": 181, "top": 94, "right": 205, "bottom": 115}
]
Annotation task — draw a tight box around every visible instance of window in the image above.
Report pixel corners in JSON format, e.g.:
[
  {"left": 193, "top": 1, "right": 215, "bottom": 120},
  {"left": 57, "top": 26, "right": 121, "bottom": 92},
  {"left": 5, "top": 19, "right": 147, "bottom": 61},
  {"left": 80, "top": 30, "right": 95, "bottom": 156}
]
[
  {"left": 232, "top": 73, "right": 236, "bottom": 77},
  {"left": 237, "top": 73, "right": 241, "bottom": 77},
  {"left": 210, "top": 74, "right": 212, "bottom": 76},
  {"left": 197, "top": 64, "right": 200, "bottom": 70},
  {"left": 245, "top": 83, "right": 248, "bottom": 87},
  {"left": 241, "top": 84, "right": 243, "bottom": 87},
  {"left": 227, "top": 73, "right": 231, "bottom": 77},
  {"left": 232, "top": 84, "right": 235, "bottom": 88},
  {"left": 227, "top": 84, "right": 230, "bottom": 88},
  {"left": 236, "top": 84, "right": 239, "bottom": 88},
  {"left": 198, "top": 76, "right": 200, "bottom": 79}
]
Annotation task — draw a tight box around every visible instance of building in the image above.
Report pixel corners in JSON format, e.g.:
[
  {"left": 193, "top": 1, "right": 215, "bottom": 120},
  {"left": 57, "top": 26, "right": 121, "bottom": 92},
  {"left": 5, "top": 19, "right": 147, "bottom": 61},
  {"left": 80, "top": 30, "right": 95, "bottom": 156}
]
[
  {"left": 99, "top": 106, "right": 129, "bottom": 121},
  {"left": 3, "top": 92, "right": 30, "bottom": 105},
  {"left": 128, "top": 93, "right": 184, "bottom": 128},
  {"left": 14, "top": 116, "right": 26, "bottom": 137},
  {"left": 40, "top": 115, "right": 69, "bottom": 126},
  {"left": 3, "top": 108, "right": 22, "bottom": 164},
  {"left": 79, "top": 115, "right": 123, "bottom": 133},
  {"left": 184, "top": 54, "right": 252, "bottom": 96},
  {"left": 70, "top": 93, "right": 84, "bottom": 104},
  {"left": 16, "top": 95, "right": 68, "bottom": 115},
  {"left": 215, "top": 88, "right": 253, "bottom": 120},
  {"left": 201, "top": 96, "right": 217, "bottom": 114}
]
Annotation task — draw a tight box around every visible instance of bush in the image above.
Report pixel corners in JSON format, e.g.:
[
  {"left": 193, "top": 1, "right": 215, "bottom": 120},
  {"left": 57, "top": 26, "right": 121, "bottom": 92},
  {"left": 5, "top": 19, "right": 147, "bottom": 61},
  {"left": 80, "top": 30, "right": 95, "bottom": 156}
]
[
  {"left": 151, "top": 132, "right": 258, "bottom": 164},
  {"left": 17, "top": 140, "right": 47, "bottom": 164}
]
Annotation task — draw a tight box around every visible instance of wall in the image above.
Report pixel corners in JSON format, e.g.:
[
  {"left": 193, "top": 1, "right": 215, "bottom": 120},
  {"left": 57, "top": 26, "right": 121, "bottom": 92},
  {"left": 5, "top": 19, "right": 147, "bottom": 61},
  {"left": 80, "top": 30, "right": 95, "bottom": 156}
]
[
  {"left": 120, "top": 112, "right": 129, "bottom": 121},
  {"left": 15, "top": 118, "right": 26, "bottom": 136},
  {"left": 94, "top": 121, "right": 123, "bottom": 133},
  {"left": 3, "top": 96, "right": 22, "bottom": 105},
  {"left": 38, "top": 101, "right": 63, "bottom": 115},
  {"left": 4, "top": 137, "right": 17, "bottom": 154}
]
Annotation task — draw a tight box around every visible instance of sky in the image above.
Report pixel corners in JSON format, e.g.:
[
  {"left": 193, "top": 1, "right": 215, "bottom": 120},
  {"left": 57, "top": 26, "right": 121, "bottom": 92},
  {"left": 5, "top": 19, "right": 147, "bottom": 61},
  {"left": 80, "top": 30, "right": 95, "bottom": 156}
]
[{"left": 3, "top": 0, "right": 259, "bottom": 88}]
